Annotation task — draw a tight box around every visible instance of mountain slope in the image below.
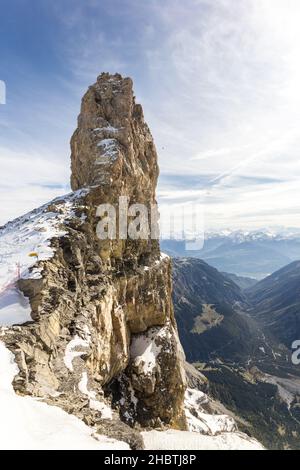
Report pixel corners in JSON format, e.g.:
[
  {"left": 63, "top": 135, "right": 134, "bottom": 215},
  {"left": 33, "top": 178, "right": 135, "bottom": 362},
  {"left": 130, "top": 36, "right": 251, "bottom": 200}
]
[
  {"left": 221, "top": 272, "right": 257, "bottom": 290},
  {"left": 172, "top": 257, "right": 300, "bottom": 449},
  {"left": 246, "top": 260, "right": 300, "bottom": 346},
  {"left": 172, "top": 258, "right": 268, "bottom": 363}
]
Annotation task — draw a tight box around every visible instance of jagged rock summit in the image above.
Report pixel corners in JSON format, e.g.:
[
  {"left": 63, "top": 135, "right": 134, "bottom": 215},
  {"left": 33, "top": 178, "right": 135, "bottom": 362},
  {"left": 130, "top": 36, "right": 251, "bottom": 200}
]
[
  {"left": 71, "top": 73, "right": 158, "bottom": 199},
  {"left": 0, "top": 73, "right": 264, "bottom": 450}
]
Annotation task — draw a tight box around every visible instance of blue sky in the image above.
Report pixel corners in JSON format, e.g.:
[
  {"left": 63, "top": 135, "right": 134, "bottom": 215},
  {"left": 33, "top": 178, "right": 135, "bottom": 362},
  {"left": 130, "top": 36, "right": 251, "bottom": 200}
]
[{"left": 1, "top": 0, "right": 300, "bottom": 230}]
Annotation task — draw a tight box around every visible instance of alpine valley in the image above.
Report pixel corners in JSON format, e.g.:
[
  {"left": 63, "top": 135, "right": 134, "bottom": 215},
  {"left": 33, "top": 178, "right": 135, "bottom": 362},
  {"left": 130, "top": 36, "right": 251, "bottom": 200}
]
[{"left": 172, "top": 257, "right": 300, "bottom": 449}]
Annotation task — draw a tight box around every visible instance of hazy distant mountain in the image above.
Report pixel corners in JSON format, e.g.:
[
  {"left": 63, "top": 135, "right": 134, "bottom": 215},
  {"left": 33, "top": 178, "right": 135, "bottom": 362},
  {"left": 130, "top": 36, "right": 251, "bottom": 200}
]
[
  {"left": 221, "top": 272, "right": 257, "bottom": 290},
  {"left": 161, "top": 228, "right": 300, "bottom": 279},
  {"left": 246, "top": 260, "right": 300, "bottom": 347}
]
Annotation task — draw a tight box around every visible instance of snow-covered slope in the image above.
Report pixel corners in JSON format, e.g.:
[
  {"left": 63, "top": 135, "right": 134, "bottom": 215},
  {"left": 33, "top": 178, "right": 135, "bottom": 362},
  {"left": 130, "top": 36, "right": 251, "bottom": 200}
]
[
  {"left": 0, "top": 341, "right": 129, "bottom": 450},
  {"left": 0, "top": 288, "right": 31, "bottom": 326},
  {"left": 142, "top": 429, "right": 264, "bottom": 450},
  {"left": 0, "top": 190, "right": 87, "bottom": 326},
  {"left": 184, "top": 388, "right": 236, "bottom": 435},
  {"left": 0, "top": 332, "right": 263, "bottom": 450}
]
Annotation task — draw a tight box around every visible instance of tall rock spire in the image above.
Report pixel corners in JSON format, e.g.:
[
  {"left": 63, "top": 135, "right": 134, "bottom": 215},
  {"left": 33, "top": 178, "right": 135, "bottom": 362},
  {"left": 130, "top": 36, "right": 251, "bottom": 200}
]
[{"left": 1, "top": 73, "right": 187, "bottom": 443}]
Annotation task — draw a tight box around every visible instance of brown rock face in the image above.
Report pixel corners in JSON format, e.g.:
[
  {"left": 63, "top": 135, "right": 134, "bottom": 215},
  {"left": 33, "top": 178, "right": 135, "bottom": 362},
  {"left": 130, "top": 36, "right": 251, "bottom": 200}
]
[
  {"left": 2, "top": 73, "right": 187, "bottom": 444},
  {"left": 71, "top": 73, "right": 161, "bottom": 265},
  {"left": 71, "top": 73, "right": 159, "bottom": 201}
]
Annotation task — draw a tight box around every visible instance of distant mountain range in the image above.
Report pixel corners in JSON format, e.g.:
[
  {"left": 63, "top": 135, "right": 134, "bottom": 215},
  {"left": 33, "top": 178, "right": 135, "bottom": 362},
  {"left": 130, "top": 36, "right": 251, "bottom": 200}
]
[
  {"left": 162, "top": 228, "right": 300, "bottom": 279},
  {"left": 172, "top": 257, "right": 300, "bottom": 449}
]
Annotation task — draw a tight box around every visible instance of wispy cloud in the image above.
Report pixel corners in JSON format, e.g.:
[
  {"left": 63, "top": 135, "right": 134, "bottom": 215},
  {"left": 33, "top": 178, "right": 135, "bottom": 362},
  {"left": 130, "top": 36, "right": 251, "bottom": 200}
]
[
  {"left": 0, "top": 146, "right": 70, "bottom": 225},
  {"left": 1, "top": 0, "right": 300, "bottom": 229}
]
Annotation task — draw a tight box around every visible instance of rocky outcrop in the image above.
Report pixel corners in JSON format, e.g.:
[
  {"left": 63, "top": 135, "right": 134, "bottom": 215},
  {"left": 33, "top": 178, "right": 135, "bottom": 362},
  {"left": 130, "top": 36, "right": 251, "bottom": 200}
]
[{"left": 1, "top": 73, "right": 187, "bottom": 446}]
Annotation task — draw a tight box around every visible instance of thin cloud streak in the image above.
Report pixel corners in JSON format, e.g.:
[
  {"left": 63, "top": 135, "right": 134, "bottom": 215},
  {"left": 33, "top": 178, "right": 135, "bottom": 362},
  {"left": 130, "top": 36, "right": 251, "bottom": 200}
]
[{"left": 1, "top": 0, "right": 300, "bottom": 229}]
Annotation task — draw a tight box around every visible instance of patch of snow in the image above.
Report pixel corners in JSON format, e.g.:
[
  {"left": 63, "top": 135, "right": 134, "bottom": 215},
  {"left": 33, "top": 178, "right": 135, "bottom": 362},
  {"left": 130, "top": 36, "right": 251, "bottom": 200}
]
[
  {"left": 64, "top": 336, "right": 90, "bottom": 372},
  {"left": 142, "top": 429, "right": 264, "bottom": 450},
  {"left": 82, "top": 324, "right": 91, "bottom": 340},
  {"left": 78, "top": 372, "right": 112, "bottom": 420},
  {"left": 130, "top": 326, "right": 171, "bottom": 375},
  {"left": 80, "top": 213, "right": 87, "bottom": 223},
  {"left": 129, "top": 382, "right": 138, "bottom": 408},
  {"left": 0, "top": 341, "right": 129, "bottom": 450},
  {"left": 184, "top": 388, "right": 236, "bottom": 435},
  {"left": 155, "top": 252, "right": 170, "bottom": 265},
  {"left": 0, "top": 288, "right": 32, "bottom": 326},
  {"left": 93, "top": 126, "right": 120, "bottom": 133},
  {"left": 23, "top": 267, "right": 43, "bottom": 280},
  {"left": 259, "top": 346, "right": 266, "bottom": 354},
  {"left": 97, "top": 138, "right": 118, "bottom": 158}
]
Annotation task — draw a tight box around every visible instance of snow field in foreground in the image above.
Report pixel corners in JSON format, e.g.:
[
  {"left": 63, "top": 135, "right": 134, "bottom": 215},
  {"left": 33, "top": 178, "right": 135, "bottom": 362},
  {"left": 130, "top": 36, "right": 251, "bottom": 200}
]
[
  {"left": 0, "top": 341, "right": 129, "bottom": 450},
  {"left": 142, "top": 429, "right": 264, "bottom": 450}
]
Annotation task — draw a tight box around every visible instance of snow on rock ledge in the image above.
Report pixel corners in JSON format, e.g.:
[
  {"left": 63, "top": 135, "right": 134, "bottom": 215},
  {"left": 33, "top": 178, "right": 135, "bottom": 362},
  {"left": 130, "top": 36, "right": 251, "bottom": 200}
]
[
  {"left": 117, "top": 322, "right": 186, "bottom": 428},
  {"left": 0, "top": 341, "right": 129, "bottom": 450},
  {"left": 185, "top": 388, "right": 236, "bottom": 435},
  {"left": 130, "top": 325, "right": 171, "bottom": 377}
]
